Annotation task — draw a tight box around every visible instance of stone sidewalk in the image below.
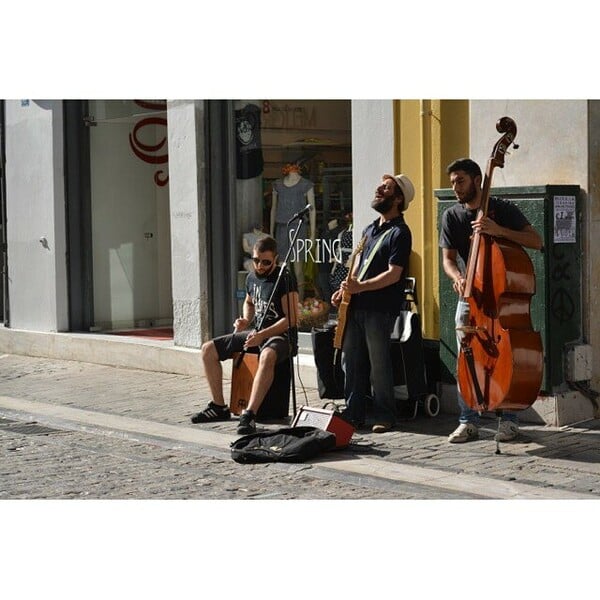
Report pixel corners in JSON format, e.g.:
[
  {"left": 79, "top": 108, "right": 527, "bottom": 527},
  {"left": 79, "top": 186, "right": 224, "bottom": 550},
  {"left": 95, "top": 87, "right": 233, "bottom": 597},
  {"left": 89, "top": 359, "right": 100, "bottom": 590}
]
[{"left": 1, "top": 352, "right": 600, "bottom": 499}]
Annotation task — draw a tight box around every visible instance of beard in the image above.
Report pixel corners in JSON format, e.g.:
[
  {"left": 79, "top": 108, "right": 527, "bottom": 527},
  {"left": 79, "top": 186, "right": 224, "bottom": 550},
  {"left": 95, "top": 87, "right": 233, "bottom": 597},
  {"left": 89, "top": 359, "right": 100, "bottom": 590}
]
[
  {"left": 371, "top": 196, "right": 395, "bottom": 214},
  {"left": 254, "top": 266, "right": 274, "bottom": 279},
  {"left": 457, "top": 181, "right": 478, "bottom": 204}
]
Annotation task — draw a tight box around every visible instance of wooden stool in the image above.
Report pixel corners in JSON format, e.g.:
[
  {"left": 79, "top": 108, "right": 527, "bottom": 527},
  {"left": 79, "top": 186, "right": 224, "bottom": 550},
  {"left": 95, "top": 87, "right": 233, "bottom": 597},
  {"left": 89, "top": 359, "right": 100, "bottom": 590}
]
[{"left": 230, "top": 352, "right": 291, "bottom": 420}]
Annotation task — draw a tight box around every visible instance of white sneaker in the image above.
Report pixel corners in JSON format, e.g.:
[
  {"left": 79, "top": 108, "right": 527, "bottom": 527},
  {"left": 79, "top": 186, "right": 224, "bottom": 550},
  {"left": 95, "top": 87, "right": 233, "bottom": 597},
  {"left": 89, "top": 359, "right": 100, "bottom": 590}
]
[
  {"left": 495, "top": 421, "right": 519, "bottom": 442},
  {"left": 448, "top": 423, "right": 479, "bottom": 443}
]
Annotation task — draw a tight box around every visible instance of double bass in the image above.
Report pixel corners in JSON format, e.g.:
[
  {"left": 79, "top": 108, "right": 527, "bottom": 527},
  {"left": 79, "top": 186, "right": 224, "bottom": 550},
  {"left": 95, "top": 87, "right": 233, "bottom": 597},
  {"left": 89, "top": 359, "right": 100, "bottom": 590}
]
[{"left": 457, "top": 117, "right": 543, "bottom": 413}]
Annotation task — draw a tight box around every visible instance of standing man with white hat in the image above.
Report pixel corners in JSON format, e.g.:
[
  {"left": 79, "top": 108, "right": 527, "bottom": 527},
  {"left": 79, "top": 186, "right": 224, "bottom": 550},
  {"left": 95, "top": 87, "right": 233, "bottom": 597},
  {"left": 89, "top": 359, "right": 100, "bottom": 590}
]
[{"left": 331, "top": 173, "right": 415, "bottom": 433}]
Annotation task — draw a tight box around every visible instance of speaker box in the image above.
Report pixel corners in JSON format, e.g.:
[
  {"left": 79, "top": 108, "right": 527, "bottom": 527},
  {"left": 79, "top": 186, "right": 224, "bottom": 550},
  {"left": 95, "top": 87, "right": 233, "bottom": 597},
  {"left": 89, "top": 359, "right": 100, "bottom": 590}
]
[
  {"left": 311, "top": 326, "right": 345, "bottom": 399},
  {"left": 291, "top": 406, "right": 354, "bottom": 448}
]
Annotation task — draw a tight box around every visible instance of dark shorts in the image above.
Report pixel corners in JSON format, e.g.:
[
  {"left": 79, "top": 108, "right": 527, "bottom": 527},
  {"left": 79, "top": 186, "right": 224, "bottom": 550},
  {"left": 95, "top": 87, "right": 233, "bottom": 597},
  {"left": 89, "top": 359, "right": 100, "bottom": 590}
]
[{"left": 212, "top": 331, "right": 290, "bottom": 364}]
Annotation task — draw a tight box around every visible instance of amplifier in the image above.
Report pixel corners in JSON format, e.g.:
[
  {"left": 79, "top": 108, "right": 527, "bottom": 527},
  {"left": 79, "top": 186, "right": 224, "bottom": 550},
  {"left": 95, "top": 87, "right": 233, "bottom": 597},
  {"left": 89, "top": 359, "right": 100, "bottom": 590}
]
[{"left": 291, "top": 406, "right": 354, "bottom": 448}]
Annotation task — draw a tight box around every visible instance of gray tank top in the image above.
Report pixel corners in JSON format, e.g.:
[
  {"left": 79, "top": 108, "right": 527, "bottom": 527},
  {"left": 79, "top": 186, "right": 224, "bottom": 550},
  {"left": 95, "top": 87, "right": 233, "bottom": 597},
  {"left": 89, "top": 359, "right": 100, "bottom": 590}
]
[{"left": 272, "top": 177, "right": 314, "bottom": 223}]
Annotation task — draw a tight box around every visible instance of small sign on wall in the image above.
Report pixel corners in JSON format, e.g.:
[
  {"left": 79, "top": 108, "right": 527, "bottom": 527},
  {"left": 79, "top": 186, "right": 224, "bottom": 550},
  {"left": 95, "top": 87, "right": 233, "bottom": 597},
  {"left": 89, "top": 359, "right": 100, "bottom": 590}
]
[{"left": 553, "top": 195, "right": 576, "bottom": 243}]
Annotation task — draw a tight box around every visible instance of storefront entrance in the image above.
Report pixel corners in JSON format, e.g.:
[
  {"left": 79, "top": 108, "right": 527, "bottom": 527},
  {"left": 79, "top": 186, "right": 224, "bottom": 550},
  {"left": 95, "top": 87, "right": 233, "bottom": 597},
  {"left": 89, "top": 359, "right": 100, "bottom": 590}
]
[
  {"left": 232, "top": 99, "right": 352, "bottom": 336},
  {"left": 86, "top": 100, "right": 172, "bottom": 331}
]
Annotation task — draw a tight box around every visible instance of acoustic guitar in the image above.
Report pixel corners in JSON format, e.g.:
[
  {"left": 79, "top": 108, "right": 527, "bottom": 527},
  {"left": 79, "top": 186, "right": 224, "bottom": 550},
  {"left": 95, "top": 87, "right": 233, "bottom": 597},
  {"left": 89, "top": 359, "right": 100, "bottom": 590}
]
[{"left": 333, "top": 237, "right": 366, "bottom": 349}]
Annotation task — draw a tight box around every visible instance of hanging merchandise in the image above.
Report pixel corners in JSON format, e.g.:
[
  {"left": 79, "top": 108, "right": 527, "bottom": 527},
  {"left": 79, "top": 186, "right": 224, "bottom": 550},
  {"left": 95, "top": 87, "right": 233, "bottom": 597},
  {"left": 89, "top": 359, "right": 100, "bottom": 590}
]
[{"left": 235, "top": 103, "right": 264, "bottom": 179}]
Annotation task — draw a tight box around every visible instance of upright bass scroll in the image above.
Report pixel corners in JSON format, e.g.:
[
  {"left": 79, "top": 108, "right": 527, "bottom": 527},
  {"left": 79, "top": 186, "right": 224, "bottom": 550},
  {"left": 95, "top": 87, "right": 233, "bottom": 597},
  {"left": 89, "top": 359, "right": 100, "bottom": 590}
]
[{"left": 463, "top": 116, "right": 518, "bottom": 299}]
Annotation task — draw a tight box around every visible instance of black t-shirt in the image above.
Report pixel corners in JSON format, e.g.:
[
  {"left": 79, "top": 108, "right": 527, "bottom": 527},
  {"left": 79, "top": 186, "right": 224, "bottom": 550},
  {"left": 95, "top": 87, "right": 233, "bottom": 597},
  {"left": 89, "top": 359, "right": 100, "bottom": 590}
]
[
  {"left": 351, "top": 215, "right": 412, "bottom": 315},
  {"left": 245, "top": 266, "right": 298, "bottom": 333},
  {"left": 439, "top": 196, "right": 530, "bottom": 264},
  {"left": 235, "top": 104, "right": 264, "bottom": 180}
]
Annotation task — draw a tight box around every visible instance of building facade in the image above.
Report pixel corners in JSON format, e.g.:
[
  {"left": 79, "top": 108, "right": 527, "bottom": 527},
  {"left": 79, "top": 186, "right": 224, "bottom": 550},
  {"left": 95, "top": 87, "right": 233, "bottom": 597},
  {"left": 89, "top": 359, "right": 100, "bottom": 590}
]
[{"left": 1, "top": 99, "right": 597, "bottom": 424}]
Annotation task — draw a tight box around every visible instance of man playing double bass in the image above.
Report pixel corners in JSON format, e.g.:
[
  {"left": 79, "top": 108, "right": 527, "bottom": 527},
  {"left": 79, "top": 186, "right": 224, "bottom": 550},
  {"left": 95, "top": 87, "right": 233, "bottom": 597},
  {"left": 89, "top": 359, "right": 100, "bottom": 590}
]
[{"left": 439, "top": 158, "right": 543, "bottom": 443}]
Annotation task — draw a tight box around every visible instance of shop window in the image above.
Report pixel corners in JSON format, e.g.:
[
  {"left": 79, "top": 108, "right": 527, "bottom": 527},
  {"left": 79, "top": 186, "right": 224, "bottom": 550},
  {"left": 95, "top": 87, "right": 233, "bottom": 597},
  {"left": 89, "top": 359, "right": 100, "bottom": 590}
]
[{"left": 236, "top": 99, "right": 352, "bottom": 333}]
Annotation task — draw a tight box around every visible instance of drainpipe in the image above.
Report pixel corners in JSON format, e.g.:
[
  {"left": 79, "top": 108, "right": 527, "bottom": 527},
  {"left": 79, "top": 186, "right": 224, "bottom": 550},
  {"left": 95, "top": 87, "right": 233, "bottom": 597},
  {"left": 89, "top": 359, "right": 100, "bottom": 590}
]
[
  {"left": 0, "top": 100, "right": 9, "bottom": 326},
  {"left": 419, "top": 100, "right": 433, "bottom": 336}
]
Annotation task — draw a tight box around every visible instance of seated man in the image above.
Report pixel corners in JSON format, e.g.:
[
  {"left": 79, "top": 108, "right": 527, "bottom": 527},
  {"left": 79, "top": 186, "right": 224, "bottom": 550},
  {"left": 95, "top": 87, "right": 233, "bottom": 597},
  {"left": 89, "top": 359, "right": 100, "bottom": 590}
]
[{"left": 190, "top": 235, "right": 298, "bottom": 435}]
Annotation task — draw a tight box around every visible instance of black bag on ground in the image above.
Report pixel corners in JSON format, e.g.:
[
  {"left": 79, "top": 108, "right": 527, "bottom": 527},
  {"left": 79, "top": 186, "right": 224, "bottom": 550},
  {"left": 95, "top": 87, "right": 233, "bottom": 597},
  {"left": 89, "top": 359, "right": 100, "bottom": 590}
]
[
  {"left": 230, "top": 426, "right": 336, "bottom": 464},
  {"left": 311, "top": 325, "right": 345, "bottom": 399}
]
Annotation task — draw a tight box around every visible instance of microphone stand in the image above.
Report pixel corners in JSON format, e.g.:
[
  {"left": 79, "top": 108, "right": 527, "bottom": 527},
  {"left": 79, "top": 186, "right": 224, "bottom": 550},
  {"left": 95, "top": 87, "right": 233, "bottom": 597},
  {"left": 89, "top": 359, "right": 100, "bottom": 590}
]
[
  {"left": 235, "top": 212, "right": 307, "bottom": 420},
  {"left": 281, "top": 214, "right": 308, "bottom": 419}
]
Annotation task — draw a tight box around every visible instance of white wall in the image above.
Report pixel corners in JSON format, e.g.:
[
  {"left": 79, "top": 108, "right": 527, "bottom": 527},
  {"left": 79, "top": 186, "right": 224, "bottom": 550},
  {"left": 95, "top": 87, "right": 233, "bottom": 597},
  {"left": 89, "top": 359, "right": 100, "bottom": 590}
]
[
  {"left": 166, "top": 100, "right": 209, "bottom": 348},
  {"left": 5, "top": 100, "right": 68, "bottom": 331},
  {"left": 470, "top": 101, "right": 588, "bottom": 187},
  {"left": 351, "top": 100, "right": 395, "bottom": 242}
]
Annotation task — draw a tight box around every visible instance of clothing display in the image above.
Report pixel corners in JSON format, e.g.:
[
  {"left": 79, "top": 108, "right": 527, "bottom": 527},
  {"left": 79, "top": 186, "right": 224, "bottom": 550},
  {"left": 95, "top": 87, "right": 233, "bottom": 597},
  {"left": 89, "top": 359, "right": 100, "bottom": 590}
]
[
  {"left": 272, "top": 176, "right": 314, "bottom": 259},
  {"left": 316, "top": 220, "right": 344, "bottom": 303},
  {"left": 328, "top": 226, "right": 353, "bottom": 291},
  {"left": 235, "top": 104, "right": 264, "bottom": 179}
]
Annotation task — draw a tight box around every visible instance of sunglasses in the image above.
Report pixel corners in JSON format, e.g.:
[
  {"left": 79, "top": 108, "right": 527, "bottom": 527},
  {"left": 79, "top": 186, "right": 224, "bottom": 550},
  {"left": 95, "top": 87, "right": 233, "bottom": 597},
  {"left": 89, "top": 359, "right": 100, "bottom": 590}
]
[{"left": 252, "top": 257, "right": 273, "bottom": 267}]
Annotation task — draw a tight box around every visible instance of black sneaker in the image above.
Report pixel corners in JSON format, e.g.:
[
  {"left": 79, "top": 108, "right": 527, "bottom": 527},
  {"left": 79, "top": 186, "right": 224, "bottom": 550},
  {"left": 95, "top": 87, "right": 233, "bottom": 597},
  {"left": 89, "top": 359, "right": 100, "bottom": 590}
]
[
  {"left": 237, "top": 410, "right": 256, "bottom": 435},
  {"left": 396, "top": 398, "right": 418, "bottom": 420},
  {"left": 190, "top": 402, "right": 231, "bottom": 424}
]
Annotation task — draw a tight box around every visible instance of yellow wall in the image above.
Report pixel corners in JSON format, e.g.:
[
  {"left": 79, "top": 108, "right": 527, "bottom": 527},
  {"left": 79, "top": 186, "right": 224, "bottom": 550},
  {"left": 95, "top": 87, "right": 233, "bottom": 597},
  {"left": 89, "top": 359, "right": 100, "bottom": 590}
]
[{"left": 393, "top": 100, "right": 469, "bottom": 338}]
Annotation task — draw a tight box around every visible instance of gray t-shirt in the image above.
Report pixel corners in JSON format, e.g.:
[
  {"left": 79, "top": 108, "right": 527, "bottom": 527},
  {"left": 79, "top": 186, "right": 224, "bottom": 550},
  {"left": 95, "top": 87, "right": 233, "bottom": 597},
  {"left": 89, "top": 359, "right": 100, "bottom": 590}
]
[{"left": 272, "top": 177, "right": 314, "bottom": 223}]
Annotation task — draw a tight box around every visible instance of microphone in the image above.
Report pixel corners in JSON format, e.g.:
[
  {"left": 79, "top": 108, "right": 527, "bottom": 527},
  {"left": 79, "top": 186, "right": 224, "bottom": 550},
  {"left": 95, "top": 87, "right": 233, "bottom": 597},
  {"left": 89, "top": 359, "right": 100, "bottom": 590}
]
[{"left": 287, "top": 204, "right": 313, "bottom": 225}]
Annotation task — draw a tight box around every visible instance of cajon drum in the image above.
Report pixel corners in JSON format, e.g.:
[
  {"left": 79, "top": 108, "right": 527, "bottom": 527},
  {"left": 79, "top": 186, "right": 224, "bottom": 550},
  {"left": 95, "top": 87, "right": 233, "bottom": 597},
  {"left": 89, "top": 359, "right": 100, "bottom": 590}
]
[
  {"left": 230, "top": 352, "right": 257, "bottom": 415},
  {"left": 230, "top": 352, "right": 291, "bottom": 420}
]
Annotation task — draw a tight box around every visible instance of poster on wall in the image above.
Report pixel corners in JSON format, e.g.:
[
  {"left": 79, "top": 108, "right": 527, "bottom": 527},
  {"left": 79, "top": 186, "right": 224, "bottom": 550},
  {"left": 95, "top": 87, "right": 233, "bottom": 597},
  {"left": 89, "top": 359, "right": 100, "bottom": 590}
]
[{"left": 553, "top": 195, "right": 576, "bottom": 244}]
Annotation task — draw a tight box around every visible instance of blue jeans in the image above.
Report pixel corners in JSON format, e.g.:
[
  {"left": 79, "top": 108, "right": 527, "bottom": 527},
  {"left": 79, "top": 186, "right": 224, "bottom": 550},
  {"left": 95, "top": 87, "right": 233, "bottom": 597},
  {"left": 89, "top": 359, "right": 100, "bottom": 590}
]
[
  {"left": 455, "top": 299, "right": 518, "bottom": 426},
  {"left": 341, "top": 309, "right": 396, "bottom": 425}
]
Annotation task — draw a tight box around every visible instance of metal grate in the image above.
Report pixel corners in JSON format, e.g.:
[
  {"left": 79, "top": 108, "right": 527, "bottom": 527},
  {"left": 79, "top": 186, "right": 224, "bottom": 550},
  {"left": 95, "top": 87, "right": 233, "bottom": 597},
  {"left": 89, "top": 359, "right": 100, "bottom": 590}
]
[{"left": 0, "top": 418, "right": 72, "bottom": 436}]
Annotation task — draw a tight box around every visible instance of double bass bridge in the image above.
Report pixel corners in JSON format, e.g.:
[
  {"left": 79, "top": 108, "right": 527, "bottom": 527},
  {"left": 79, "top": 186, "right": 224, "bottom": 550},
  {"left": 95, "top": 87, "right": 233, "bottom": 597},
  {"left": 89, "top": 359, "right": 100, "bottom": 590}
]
[
  {"left": 457, "top": 325, "right": 500, "bottom": 358},
  {"left": 456, "top": 325, "right": 487, "bottom": 334}
]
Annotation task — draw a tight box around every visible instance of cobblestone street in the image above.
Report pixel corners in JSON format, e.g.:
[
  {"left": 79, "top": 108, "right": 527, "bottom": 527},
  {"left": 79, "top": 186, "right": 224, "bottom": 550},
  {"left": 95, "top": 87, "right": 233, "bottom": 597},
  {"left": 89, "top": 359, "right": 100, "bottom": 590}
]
[
  {"left": 2, "top": 352, "right": 600, "bottom": 500},
  {"left": 1, "top": 352, "right": 598, "bottom": 599},
  {"left": 1, "top": 415, "right": 470, "bottom": 500}
]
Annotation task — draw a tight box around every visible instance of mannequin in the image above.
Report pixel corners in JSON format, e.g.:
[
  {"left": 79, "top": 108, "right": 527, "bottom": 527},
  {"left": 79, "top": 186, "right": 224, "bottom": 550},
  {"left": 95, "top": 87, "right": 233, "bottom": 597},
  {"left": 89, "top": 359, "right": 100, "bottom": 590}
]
[
  {"left": 242, "top": 225, "right": 268, "bottom": 271},
  {"left": 270, "top": 163, "right": 316, "bottom": 299}
]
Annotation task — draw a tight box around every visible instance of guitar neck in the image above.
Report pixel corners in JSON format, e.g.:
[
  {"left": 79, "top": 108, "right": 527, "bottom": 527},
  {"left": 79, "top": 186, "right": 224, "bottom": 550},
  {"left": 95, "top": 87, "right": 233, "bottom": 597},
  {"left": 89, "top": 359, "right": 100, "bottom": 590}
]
[{"left": 333, "top": 236, "right": 366, "bottom": 349}]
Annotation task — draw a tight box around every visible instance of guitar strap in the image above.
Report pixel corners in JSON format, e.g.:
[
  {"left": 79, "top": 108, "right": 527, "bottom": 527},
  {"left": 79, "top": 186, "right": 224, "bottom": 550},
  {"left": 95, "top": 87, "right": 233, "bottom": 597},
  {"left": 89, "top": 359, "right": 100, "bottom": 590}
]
[{"left": 357, "top": 228, "right": 393, "bottom": 281}]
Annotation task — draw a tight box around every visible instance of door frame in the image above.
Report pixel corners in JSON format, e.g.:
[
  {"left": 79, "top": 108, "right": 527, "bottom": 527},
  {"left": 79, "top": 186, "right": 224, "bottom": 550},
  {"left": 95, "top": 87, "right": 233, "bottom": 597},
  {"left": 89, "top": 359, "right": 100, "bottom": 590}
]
[
  {"left": 206, "top": 100, "right": 239, "bottom": 337},
  {"left": 63, "top": 100, "right": 94, "bottom": 331}
]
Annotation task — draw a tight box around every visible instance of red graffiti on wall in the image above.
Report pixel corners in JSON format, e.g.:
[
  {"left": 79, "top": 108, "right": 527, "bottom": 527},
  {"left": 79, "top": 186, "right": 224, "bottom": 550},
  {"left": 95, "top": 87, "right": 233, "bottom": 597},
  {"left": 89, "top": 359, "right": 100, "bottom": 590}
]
[{"left": 129, "top": 100, "right": 169, "bottom": 186}]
